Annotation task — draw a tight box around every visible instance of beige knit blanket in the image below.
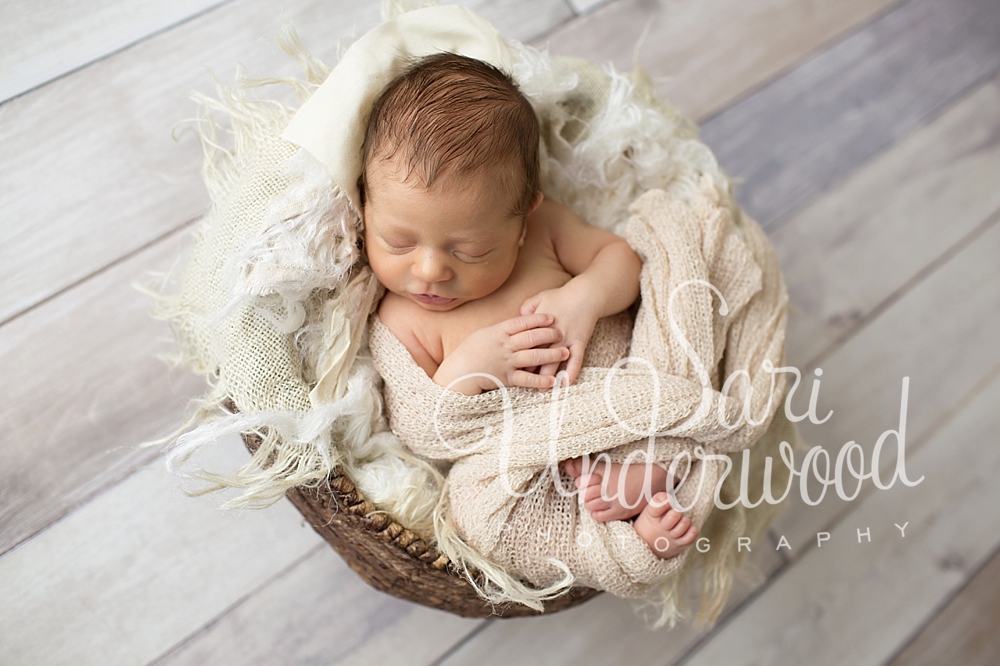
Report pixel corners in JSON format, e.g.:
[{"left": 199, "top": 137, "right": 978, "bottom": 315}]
[{"left": 369, "top": 178, "right": 789, "bottom": 598}]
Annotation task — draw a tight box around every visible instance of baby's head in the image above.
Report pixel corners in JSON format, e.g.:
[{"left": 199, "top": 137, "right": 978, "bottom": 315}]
[{"left": 360, "top": 53, "right": 542, "bottom": 311}]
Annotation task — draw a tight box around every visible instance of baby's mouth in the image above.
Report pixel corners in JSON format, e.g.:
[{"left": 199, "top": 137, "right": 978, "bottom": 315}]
[{"left": 412, "top": 293, "right": 456, "bottom": 306}]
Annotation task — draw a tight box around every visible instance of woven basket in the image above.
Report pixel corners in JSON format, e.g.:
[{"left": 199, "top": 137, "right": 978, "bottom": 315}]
[
  {"left": 238, "top": 424, "right": 601, "bottom": 617},
  {"left": 180, "top": 38, "right": 720, "bottom": 620}
]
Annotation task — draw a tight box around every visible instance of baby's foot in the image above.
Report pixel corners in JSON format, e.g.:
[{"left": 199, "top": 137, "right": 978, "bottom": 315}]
[
  {"left": 563, "top": 457, "right": 670, "bottom": 522},
  {"left": 633, "top": 492, "right": 699, "bottom": 559},
  {"left": 563, "top": 457, "right": 586, "bottom": 479}
]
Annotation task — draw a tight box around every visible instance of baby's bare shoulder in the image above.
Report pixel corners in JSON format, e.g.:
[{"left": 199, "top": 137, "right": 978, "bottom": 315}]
[
  {"left": 377, "top": 292, "right": 441, "bottom": 375},
  {"left": 530, "top": 197, "right": 626, "bottom": 275},
  {"left": 529, "top": 198, "right": 579, "bottom": 232},
  {"left": 522, "top": 198, "right": 578, "bottom": 256}
]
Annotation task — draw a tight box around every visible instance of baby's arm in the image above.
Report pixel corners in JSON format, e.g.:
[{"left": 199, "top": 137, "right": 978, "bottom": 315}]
[
  {"left": 433, "top": 314, "right": 569, "bottom": 395},
  {"left": 378, "top": 294, "right": 569, "bottom": 396},
  {"left": 520, "top": 199, "right": 642, "bottom": 384}
]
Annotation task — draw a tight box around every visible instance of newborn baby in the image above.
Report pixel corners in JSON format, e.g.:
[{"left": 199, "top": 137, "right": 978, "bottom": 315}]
[{"left": 360, "top": 53, "right": 698, "bottom": 559}]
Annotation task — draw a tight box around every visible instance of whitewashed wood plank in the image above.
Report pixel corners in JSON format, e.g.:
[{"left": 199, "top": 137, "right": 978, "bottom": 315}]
[
  {"left": 566, "top": 0, "right": 613, "bottom": 16},
  {"left": 699, "top": 0, "right": 1000, "bottom": 225},
  {"left": 463, "top": 0, "right": 574, "bottom": 44},
  {"left": 682, "top": 365, "right": 1000, "bottom": 666},
  {"left": 0, "top": 433, "right": 322, "bottom": 666},
  {"left": 773, "top": 76, "right": 1000, "bottom": 367},
  {"left": 0, "top": 0, "right": 569, "bottom": 326},
  {"left": 437, "top": 544, "right": 784, "bottom": 666},
  {"left": 0, "top": 0, "right": 228, "bottom": 102},
  {"left": 0, "top": 230, "right": 205, "bottom": 556},
  {"left": 541, "top": 0, "right": 901, "bottom": 122},
  {"left": 771, "top": 211, "right": 1000, "bottom": 550},
  {"left": 156, "top": 546, "right": 481, "bottom": 665},
  {"left": 890, "top": 546, "right": 1000, "bottom": 665}
]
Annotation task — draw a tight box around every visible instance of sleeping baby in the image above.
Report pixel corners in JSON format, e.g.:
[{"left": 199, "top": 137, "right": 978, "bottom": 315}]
[{"left": 359, "top": 52, "right": 698, "bottom": 561}]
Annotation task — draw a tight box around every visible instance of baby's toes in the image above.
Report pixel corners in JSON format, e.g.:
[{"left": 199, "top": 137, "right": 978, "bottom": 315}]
[
  {"left": 675, "top": 523, "right": 699, "bottom": 546},
  {"left": 585, "top": 495, "right": 615, "bottom": 514},
  {"left": 590, "top": 506, "right": 620, "bottom": 522},
  {"left": 584, "top": 487, "right": 613, "bottom": 512},
  {"left": 578, "top": 473, "right": 601, "bottom": 493},
  {"left": 564, "top": 457, "right": 583, "bottom": 478},
  {"left": 659, "top": 508, "right": 682, "bottom": 532},
  {"left": 573, "top": 472, "right": 597, "bottom": 490},
  {"left": 669, "top": 514, "right": 692, "bottom": 540},
  {"left": 645, "top": 492, "right": 672, "bottom": 518}
]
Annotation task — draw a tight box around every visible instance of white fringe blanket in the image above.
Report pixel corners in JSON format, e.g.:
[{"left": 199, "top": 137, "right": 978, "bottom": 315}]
[{"left": 370, "top": 179, "right": 789, "bottom": 598}]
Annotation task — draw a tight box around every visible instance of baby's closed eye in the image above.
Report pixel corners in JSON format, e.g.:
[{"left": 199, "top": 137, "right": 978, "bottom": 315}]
[
  {"left": 454, "top": 248, "right": 493, "bottom": 262},
  {"left": 376, "top": 234, "right": 416, "bottom": 253}
]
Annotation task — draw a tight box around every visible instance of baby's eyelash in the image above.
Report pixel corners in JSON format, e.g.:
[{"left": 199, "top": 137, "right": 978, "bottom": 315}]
[{"left": 454, "top": 249, "right": 492, "bottom": 262}]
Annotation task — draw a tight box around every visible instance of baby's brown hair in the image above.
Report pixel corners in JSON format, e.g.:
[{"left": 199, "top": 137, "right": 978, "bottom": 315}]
[{"left": 359, "top": 52, "right": 540, "bottom": 217}]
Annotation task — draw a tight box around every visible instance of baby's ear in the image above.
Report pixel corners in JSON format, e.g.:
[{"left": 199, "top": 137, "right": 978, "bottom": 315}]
[{"left": 528, "top": 190, "right": 544, "bottom": 215}]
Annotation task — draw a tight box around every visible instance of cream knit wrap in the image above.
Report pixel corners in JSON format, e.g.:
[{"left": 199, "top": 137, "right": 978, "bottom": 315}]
[{"left": 371, "top": 181, "right": 789, "bottom": 597}]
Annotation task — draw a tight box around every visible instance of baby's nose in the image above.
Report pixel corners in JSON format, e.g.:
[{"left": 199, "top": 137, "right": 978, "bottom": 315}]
[{"left": 414, "top": 249, "right": 452, "bottom": 282}]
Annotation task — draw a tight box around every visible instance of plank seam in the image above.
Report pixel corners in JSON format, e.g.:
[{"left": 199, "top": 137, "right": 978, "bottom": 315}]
[
  {"left": 672, "top": 552, "right": 797, "bottom": 666},
  {"left": 146, "top": 542, "right": 328, "bottom": 665},
  {"left": 881, "top": 538, "right": 1000, "bottom": 665},
  {"left": 764, "top": 67, "right": 1000, "bottom": 235},
  {"left": 0, "top": 217, "right": 198, "bottom": 329},
  {"left": 0, "top": 448, "right": 177, "bottom": 560},
  {"left": 429, "top": 619, "right": 494, "bottom": 666},
  {"left": 527, "top": 0, "right": 615, "bottom": 46},
  {"left": 805, "top": 206, "right": 1000, "bottom": 369},
  {"left": 696, "top": 0, "right": 911, "bottom": 126},
  {"left": 0, "top": 0, "right": 237, "bottom": 107}
]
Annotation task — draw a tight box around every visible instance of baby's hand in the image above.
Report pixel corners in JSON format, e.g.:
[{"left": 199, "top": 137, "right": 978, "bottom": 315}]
[
  {"left": 520, "top": 280, "right": 601, "bottom": 385},
  {"left": 432, "top": 313, "right": 569, "bottom": 395}
]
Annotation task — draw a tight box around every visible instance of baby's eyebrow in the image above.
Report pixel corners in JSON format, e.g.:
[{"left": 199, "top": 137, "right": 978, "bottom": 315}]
[{"left": 447, "top": 235, "right": 491, "bottom": 244}]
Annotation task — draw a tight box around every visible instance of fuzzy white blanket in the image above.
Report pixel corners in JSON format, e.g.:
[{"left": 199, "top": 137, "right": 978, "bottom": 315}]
[{"left": 370, "top": 180, "right": 789, "bottom": 598}]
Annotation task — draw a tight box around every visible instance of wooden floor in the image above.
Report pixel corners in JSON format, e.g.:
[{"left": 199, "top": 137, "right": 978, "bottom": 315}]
[{"left": 2, "top": 0, "right": 999, "bottom": 663}]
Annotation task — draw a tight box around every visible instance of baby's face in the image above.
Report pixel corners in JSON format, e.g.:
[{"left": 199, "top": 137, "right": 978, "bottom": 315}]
[{"left": 363, "top": 158, "right": 527, "bottom": 311}]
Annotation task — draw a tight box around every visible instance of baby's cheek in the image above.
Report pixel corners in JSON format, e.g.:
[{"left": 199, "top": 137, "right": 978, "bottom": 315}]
[{"left": 366, "top": 255, "right": 398, "bottom": 289}]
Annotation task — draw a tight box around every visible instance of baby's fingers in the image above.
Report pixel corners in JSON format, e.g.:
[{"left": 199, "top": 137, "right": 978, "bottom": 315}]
[
  {"left": 508, "top": 326, "right": 562, "bottom": 351},
  {"left": 501, "top": 313, "right": 553, "bottom": 335},
  {"left": 519, "top": 295, "right": 540, "bottom": 316},
  {"left": 539, "top": 362, "right": 561, "bottom": 377},
  {"left": 510, "top": 370, "right": 558, "bottom": 390},
  {"left": 564, "top": 344, "right": 586, "bottom": 385},
  {"left": 512, "top": 346, "right": 568, "bottom": 369}
]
